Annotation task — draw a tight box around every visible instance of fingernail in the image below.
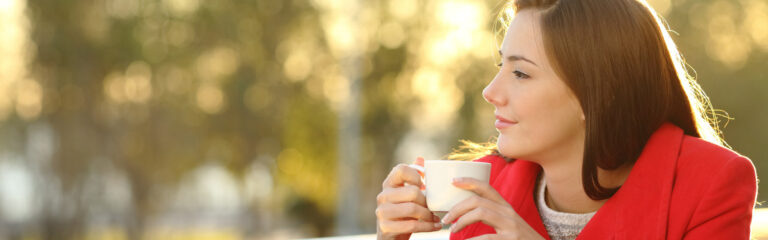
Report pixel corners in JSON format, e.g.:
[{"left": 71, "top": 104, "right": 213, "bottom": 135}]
[
  {"left": 441, "top": 215, "right": 450, "bottom": 224},
  {"left": 449, "top": 224, "right": 456, "bottom": 232},
  {"left": 452, "top": 177, "right": 463, "bottom": 183},
  {"left": 434, "top": 223, "right": 442, "bottom": 229},
  {"left": 415, "top": 157, "right": 425, "bottom": 167}
]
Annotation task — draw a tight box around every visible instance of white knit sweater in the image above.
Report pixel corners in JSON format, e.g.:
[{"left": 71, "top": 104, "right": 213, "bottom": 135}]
[{"left": 536, "top": 178, "right": 596, "bottom": 240}]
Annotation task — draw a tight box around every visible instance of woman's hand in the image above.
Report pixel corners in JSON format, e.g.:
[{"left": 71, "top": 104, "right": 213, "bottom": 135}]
[
  {"left": 376, "top": 157, "right": 443, "bottom": 240},
  {"left": 440, "top": 177, "right": 544, "bottom": 240}
]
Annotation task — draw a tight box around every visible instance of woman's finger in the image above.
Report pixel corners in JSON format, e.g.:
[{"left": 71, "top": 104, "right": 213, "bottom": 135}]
[
  {"left": 383, "top": 163, "right": 424, "bottom": 188},
  {"left": 377, "top": 185, "right": 427, "bottom": 207},
  {"left": 376, "top": 202, "right": 437, "bottom": 222},
  {"left": 378, "top": 219, "right": 443, "bottom": 235},
  {"left": 441, "top": 195, "right": 497, "bottom": 225},
  {"left": 451, "top": 177, "right": 509, "bottom": 206},
  {"left": 413, "top": 157, "right": 425, "bottom": 178},
  {"left": 449, "top": 207, "right": 506, "bottom": 233}
]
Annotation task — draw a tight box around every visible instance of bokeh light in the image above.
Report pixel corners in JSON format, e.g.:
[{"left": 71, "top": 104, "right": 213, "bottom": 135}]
[{"left": 0, "top": 0, "right": 766, "bottom": 239}]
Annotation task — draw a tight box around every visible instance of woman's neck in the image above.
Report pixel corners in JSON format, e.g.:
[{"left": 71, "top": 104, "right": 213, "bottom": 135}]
[
  {"left": 539, "top": 157, "right": 633, "bottom": 213},
  {"left": 540, "top": 160, "right": 600, "bottom": 213},
  {"left": 531, "top": 130, "right": 633, "bottom": 214}
]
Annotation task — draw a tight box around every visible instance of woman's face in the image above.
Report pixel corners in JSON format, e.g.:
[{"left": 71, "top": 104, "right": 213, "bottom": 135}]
[{"left": 483, "top": 10, "right": 585, "bottom": 162}]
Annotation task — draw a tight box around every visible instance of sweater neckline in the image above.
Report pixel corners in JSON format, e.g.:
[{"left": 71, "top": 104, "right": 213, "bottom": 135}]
[{"left": 536, "top": 177, "right": 596, "bottom": 221}]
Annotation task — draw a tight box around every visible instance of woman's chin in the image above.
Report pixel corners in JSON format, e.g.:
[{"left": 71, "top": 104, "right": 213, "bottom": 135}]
[
  {"left": 496, "top": 136, "right": 525, "bottom": 159},
  {"left": 498, "top": 149, "right": 520, "bottom": 159}
]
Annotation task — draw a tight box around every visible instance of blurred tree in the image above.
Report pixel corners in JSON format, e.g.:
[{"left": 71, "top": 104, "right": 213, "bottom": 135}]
[{"left": 2, "top": 0, "right": 764, "bottom": 239}]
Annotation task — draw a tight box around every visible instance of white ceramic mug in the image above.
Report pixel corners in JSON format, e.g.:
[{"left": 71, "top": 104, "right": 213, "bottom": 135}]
[{"left": 413, "top": 160, "right": 491, "bottom": 212}]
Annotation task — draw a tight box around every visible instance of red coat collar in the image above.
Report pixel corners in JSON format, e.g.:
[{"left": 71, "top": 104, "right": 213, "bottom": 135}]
[
  {"left": 578, "top": 122, "right": 683, "bottom": 238},
  {"left": 490, "top": 123, "right": 684, "bottom": 239}
]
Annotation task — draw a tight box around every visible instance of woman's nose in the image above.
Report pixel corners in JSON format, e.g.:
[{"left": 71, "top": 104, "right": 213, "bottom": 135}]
[{"left": 482, "top": 75, "right": 506, "bottom": 106}]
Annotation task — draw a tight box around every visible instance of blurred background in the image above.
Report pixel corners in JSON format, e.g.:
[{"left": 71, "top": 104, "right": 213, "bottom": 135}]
[{"left": 0, "top": 0, "right": 765, "bottom": 239}]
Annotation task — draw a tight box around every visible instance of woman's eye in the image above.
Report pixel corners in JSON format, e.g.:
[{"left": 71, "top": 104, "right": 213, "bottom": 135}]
[
  {"left": 513, "top": 70, "right": 530, "bottom": 79},
  {"left": 497, "top": 62, "right": 503, "bottom": 68}
]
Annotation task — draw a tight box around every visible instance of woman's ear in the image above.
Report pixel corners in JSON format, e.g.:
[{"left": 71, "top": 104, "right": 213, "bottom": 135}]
[{"left": 581, "top": 113, "right": 585, "bottom": 121}]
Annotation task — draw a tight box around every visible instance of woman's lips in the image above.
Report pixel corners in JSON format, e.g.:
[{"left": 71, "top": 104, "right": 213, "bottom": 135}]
[{"left": 495, "top": 115, "right": 517, "bottom": 129}]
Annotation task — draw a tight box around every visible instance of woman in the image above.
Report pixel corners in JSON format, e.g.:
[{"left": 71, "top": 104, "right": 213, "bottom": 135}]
[{"left": 375, "top": 0, "right": 758, "bottom": 239}]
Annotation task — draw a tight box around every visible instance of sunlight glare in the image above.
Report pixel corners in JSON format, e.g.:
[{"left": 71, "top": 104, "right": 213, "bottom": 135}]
[
  {"left": 283, "top": 49, "right": 313, "bottom": 82},
  {"left": 124, "top": 61, "right": 153, "bottom": 103},
  {"left": 378, "top": 21, "right": 406, "bottom": 49},
  {"left": 388, "top": 0, "right": 417, "bottom": 21},
  {"left": 196, "top": 84, "right": 225, "bottom": 114},
  {"left": 162, "top": 0, "right": 200, "bottom": 17},
  {"left": 646, "top": 0, "right": 671, "bottom": 16},
  {"left": 742, "top": 0, "right": 768, "bottom": 51},
  {"left": 15, "top": 78, "right": 42, "bottom": 120},
  {"left": 323, "top": 75, "right": 350, "bottom": 111},
  {"left": 196, "top": 46, "right": 240, "bottom": 82}
]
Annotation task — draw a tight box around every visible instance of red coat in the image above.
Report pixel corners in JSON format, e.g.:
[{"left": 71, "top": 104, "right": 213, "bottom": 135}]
[{"left": 451, "top": 123, "right": 758, "bottom": 239}]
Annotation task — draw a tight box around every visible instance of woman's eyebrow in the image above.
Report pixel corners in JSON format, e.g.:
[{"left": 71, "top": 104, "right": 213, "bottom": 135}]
[{"left": 499, "top": 50, "right": 538, "bottom": 67}]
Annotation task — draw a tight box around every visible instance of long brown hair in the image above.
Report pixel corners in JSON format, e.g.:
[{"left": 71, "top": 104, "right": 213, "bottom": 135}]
[{"left": 450, "top": 0, "right": 727, "bottom": 200}]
